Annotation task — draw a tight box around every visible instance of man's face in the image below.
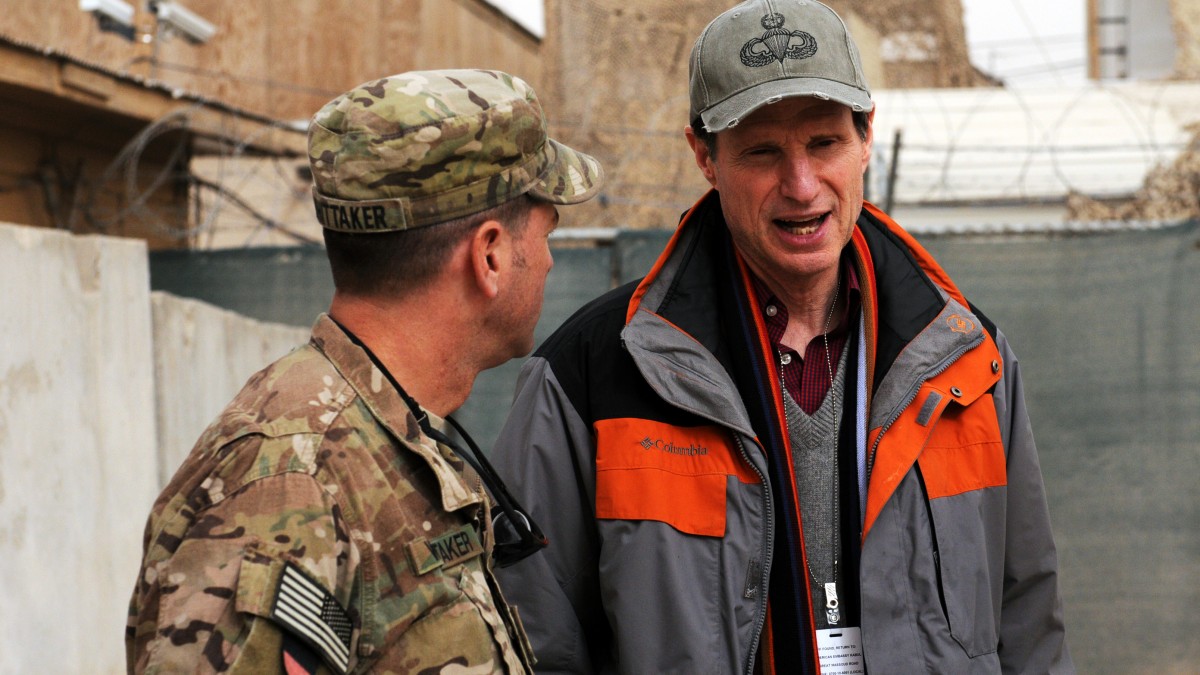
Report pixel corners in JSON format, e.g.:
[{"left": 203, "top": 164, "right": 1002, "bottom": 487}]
[
  {"left": 687, "top": 98, "right": 873, "bottom": 293},
  {"left": 496, "top": 201, "right": 559, "bottom": 359}
]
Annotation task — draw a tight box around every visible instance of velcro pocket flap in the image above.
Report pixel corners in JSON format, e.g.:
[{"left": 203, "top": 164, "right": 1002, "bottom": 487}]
[
  {"left": 235, "top": 546, "right": 284, "bottom": 619},
  {"left": 918, "top": 394, "right": 1007, "bottom": 500}
]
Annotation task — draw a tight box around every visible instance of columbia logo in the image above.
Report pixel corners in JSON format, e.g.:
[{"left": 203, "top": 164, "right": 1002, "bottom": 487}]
[{"left": 636, "top": 437, "right": 709, "bottom": 456}]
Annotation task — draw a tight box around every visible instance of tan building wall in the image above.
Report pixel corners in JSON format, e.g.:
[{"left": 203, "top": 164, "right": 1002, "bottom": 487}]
[
  {"left": 0, "top": 0, "right": 545, "bottom": 123},
  {"left": 835, "top": 0, "right": 989, "bottom": 88},
  {"left": 0, "top": 39, "right": 304, "bottom": 250},
  {"left": 0, "top": 0, "right": 546, "bottom": 246},
  {"left": 1172, "top": 0, "right": 1200, "bottom": 78}
]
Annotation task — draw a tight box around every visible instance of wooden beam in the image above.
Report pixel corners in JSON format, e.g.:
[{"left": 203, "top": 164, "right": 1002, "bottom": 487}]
[{"left": 0, "top": 40, "right": 305, "bottom": 157}]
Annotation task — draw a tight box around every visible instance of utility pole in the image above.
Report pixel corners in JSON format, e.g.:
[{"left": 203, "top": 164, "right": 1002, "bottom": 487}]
[
  {"left": 1089, "top": 0, "right": 1131, "bottom": 80},
  {"left": 1087, "top": 0, "right": 1100, "bottom": 80}
]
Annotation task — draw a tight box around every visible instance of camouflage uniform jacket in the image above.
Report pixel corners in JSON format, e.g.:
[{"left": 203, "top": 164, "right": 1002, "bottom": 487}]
[{"left": 126, "top": 314, "right": 534, "bottom": 674}]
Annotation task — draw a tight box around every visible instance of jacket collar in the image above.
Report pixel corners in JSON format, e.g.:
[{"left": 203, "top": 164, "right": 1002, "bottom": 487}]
[
  {"left": 622, "top": 190, "right": 1002, "bottom": 470},
  {"left": 622, "top": 193, "right": 759, "bottom": 437}
]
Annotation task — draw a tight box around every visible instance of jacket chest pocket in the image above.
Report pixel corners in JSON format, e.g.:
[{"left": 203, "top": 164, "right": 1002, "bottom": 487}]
[
  {"left": 593, "top": 418, "right": 759, "bottom": 537},
  {"left": 364, "top": 521, "right": 530, "bottom": 673},
  {"left": 372, "top": 561, "right": 527, "bottom": 673}
]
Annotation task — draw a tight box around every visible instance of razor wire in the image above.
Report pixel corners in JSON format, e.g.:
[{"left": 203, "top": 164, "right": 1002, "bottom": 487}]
[
  {"left": 75, "top": 0, "right": 1200, "bottom": 244},
  {"left": 74, "top": 103, "right": 316, "bottom": 247},
  {"left": 540, "top": 82, "right": 1199, "bottom": 231},
  {"left": 542, "top": 0, "right": 1200, "bottom": 231}
]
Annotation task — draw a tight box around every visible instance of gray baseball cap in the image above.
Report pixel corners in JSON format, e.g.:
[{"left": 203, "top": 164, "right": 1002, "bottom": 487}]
[{"left": 689, "top": 0, "right": 873, "bottom": 133}]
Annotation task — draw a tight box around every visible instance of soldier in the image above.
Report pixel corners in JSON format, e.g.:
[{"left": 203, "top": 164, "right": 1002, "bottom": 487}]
[{"left": 126, "top": 69, "right": 603, "bottom": 674}]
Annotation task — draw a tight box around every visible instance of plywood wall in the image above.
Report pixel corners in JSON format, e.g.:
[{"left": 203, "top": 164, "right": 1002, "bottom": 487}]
[
  {"left": 0, "top": 0, "right": 547, "bottom": 244},
  {"left": 0, "top": 76, "right": 190, "bottom": 248}
]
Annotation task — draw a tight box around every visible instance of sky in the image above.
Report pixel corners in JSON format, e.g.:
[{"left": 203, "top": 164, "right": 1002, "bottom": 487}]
[{"left": 960, "top": 0, "right": 1088, "bottom": 86}]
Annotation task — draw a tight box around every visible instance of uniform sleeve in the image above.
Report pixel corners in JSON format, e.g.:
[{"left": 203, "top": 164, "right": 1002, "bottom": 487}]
[
  {"left": 992, "top": 334, "right": 1075, "bottom": 674},
  {"left": 127, "top": 469, "right": 352, "bottom": 675},
  {"left": 492, "top": 357, "right": 607, "bottom": 674}
]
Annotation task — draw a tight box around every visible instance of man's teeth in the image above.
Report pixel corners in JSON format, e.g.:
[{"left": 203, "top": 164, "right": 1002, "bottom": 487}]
[{"left": 778, "top": 216, "right": 822, "bottom": 234}]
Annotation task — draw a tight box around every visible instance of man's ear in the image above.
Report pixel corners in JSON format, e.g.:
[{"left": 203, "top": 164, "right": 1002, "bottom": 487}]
[
  {"left": 685, "top": 125, "right": 718, "bottom": 188},
  {"left": 861, "top": 108, "right": 876, "bottom": 173},
  {"left": 469, "top": 219, "right": 506, "bottom": 299}
]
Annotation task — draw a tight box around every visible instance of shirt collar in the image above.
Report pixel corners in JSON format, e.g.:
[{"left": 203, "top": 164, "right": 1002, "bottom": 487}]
[{"left": 749, "top": 253, "right": 861, "bottom": 350}]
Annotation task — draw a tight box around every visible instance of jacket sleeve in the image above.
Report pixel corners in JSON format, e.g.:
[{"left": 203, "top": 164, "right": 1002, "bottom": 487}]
[
  {"left": 127, "top": 470, "right": 350, "bottom": 675},
  {"left": 993, "top": 333, "right": 1075, "bottom": 674},
  {"left": 492, "top": 357, "right": 607, "bottom": 674}
]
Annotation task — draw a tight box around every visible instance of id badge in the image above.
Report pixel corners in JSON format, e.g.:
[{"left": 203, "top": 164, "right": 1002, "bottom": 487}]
[{"left": 815, "top": 627, "right": 864, "bottom": 675}]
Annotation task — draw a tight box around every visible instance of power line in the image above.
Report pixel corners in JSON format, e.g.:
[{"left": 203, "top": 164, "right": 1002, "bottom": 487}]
[
  {"left": 1009, "top": 0, "right": 1068, "bottom": 87},
  {"left": 970, "top": 33, "right": 1085, "bottom": 49},
  {"left": 1001, "top": 58, "right": 1088, "bottom": 74}
]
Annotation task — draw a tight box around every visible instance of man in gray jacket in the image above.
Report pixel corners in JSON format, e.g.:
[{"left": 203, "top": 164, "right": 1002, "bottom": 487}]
[{"left": 492, "top": 1, "right": 1073, "bottom": 673}]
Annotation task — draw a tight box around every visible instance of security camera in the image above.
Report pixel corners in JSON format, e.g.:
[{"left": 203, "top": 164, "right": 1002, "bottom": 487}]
[
  {"left": 152, "top": 1, "right": 217, "bottom": 43},
  {"left": 80, "top": 0, "right": 135, "bottom": 27}
]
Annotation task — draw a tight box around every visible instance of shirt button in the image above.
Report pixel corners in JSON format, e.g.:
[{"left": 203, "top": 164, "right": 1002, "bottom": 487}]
[
  {"left": 780, "top": 353, "right": 792, "bottom": 365},
  {"left": 765, "top": 305, "right": 778, "bottom": 317}
]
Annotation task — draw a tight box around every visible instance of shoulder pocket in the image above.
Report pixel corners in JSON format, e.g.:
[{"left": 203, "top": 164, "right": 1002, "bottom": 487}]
[
  {"left": 918, "top": 395, "right": 1006, "bottom": 499},
  {"left": 593, "top": 418, "right": 757, "bottom": 537},
  {"left": 236, "top": 548, "right": 354, "bottom": 674}
]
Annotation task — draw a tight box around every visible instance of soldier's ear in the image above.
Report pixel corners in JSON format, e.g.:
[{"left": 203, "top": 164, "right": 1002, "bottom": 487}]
[{"left": 469, "top": 219, "right": 506, "bottom": 299}]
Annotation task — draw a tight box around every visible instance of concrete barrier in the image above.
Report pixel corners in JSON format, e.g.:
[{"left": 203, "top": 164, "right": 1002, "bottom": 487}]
[
  {"left": 0, "top": 224, "right": 157, "bottom": 674},
  {"left": 151, "top": 293, "right": 309, "bottom": 484},
  {"left": 0, "top": 222, "right": 310, "bottom": 674}
]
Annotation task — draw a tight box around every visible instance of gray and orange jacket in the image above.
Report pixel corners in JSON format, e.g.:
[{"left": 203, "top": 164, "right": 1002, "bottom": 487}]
[{"left": 492, "top": 191, "right": 1073, "bottom": 674}]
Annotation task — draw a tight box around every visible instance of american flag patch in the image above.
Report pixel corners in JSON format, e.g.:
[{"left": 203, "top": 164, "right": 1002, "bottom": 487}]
[{"left": 271, "top": 562, "right": 353, "bottom": 674}]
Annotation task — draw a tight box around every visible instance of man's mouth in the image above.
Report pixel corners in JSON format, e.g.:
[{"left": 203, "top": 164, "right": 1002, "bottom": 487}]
[{"left": 774, "top": 213, "right": 828, "bottom": 235}]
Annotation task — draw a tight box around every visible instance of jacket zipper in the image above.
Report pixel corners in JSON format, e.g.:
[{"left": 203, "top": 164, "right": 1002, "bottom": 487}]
[{"left": 734, "top": 434, "right": 774, "bottom": 675}]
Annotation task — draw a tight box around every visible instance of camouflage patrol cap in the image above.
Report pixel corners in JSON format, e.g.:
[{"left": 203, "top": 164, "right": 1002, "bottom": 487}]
[{"left": 309, "top": 69, "right": 604, "bottom": 233}]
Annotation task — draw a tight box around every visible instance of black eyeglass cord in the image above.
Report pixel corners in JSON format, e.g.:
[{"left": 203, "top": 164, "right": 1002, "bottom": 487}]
[{"left": 330, "top": 318, "right": 548, "bottom": 567}]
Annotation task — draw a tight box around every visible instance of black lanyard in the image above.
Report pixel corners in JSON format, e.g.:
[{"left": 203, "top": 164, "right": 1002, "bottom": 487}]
[
  {"left": 331, "top": 319, "right": 547, "bottom": 568},
  {"left": 426, "top": 416, "right": 549, "bottom": 567}
]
